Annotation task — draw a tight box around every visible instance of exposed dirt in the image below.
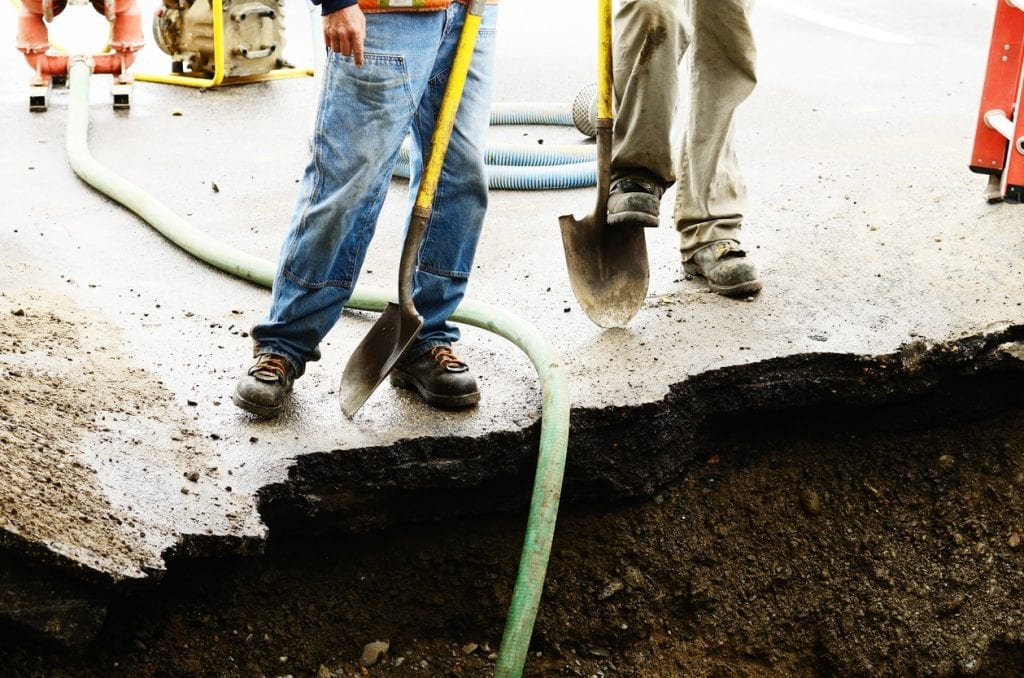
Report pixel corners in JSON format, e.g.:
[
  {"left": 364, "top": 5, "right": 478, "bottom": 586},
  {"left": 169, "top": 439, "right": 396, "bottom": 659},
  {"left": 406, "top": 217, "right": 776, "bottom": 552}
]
[{"left": 4, "top": 393, "right": 1024, "bottom": 676}]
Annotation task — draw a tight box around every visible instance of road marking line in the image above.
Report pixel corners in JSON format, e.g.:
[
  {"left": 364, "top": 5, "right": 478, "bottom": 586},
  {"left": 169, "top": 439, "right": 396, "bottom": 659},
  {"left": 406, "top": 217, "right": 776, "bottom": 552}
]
[{"left": 761, "top": 0, "right": 916, "bottom": 45}]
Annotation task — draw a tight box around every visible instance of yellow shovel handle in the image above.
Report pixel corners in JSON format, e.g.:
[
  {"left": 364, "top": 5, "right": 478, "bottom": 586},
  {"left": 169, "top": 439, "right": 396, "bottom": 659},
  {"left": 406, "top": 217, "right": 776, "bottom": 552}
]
[
  {"left": 597, "top": 0, "right": 613, "bottom": 121},
  {"left": 415, "top": 0, "right": 485, "bottom": 211}
]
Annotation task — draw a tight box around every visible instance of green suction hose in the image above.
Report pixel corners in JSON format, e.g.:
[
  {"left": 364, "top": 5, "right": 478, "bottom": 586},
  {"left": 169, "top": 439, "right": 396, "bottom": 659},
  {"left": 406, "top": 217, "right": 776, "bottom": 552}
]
[{"left": 65, "top": 57, "right": 567, "bottom": 678}]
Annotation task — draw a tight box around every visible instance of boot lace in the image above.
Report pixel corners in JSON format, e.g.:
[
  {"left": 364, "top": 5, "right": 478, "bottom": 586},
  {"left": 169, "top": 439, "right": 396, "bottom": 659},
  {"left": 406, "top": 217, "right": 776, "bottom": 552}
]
[
  {"left": 250, "top": 354, "right": 290, "bottom": 381},
  {"left": 430, "top": 346, "right": 467, "bottom": 371}
]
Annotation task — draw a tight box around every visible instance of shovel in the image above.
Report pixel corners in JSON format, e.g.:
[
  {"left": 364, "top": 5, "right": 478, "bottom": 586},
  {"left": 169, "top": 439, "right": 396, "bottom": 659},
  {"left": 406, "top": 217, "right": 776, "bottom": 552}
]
[
  {"left": 339, "top": 0, "right": 486, "bottom": 417},
  {"left": 559, "top": 0, "right": 649, "bottom": 328}
]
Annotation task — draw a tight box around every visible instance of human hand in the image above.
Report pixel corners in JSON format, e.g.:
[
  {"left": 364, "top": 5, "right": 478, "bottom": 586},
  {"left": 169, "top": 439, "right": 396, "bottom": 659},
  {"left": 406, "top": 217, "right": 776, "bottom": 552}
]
[{"left": 324, "top": 5, "right": 366, "bottom": 67}]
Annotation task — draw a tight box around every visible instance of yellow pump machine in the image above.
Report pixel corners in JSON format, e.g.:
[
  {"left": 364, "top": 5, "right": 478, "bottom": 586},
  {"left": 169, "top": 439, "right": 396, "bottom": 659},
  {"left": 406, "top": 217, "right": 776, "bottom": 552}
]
[{"left": 140, "top": 0, "right": 312, "bottom": 87}]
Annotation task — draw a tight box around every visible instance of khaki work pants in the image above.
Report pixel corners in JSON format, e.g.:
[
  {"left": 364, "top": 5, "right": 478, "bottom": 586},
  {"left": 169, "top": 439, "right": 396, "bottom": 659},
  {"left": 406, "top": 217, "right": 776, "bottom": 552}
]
[{"left": 612, "top": 0, "right": 757, "bottom": 261}]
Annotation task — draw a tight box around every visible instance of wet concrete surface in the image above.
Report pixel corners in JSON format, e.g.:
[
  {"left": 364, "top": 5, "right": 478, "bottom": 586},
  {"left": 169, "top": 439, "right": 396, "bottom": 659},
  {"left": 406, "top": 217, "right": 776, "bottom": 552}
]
[{"left": 3, "top": 0, "right": 1024, "bottom": 642}]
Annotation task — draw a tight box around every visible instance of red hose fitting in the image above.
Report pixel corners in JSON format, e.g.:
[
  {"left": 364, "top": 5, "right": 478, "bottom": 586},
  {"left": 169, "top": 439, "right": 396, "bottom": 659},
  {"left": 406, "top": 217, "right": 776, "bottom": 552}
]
[
  {"left": 16, "top": 0, "right": 144, "bottom": 79},
  {"left": 104, "top": 0, "right": 144, "bottom": 75}
]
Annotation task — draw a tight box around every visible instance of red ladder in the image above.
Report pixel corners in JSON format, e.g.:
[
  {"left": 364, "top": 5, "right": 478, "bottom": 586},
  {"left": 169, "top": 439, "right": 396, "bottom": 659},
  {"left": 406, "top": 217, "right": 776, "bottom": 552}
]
[{"left": 970, "top": 0, "right": 1024, "bottom": 202}]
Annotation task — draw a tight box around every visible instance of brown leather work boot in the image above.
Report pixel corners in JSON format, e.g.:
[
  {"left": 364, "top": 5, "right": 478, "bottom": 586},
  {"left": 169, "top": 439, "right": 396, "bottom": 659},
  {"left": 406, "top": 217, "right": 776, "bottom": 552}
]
[
  {"left": 232, "top": 353, "right": 296, "bottom": 418},
  {"left": 683, "top": 240, "right": 762, "bottom": 297},
  {"left": 390, "top": 345, "right": 480, "bottom": 409}
]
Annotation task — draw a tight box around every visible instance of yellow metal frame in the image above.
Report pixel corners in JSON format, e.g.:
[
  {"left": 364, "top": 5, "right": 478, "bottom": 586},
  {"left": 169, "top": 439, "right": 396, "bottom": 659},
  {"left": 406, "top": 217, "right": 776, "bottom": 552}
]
[{"left": 134, "top": 0, "right": 313, "bottom": 88}]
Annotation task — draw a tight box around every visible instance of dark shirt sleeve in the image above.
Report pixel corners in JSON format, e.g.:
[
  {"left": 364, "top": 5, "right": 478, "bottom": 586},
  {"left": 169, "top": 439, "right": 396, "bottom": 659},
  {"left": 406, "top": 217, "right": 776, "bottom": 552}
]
[{"left": 312, "top": 0, "right": 358, "bottom": 16}]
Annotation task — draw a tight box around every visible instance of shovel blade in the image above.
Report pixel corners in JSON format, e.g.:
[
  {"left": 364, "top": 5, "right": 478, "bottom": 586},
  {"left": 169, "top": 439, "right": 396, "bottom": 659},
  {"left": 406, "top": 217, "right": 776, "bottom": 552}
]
[
  {"left": 339, "top": 303, "right": 424, "bottom": 417},
  {"left": 559, "top": 213, "right": 649, "bottom": 328}
]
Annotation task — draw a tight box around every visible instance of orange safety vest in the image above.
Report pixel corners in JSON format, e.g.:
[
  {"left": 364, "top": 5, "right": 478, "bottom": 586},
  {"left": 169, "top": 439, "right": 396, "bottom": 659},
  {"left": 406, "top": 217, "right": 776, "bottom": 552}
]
[{"left": 359, "top": 0, "right": 498, "bottom": 11}]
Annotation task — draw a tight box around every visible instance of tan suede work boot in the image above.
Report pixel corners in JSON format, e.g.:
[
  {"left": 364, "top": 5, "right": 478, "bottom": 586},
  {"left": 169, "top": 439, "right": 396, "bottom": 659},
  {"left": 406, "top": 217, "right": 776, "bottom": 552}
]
[{"left": 683, "top": 240, "right": 762, "bottom": 297}]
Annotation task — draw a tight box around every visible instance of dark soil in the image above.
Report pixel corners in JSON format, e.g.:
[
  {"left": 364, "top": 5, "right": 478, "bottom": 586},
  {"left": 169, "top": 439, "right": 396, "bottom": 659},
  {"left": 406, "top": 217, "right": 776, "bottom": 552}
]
[{"left": 4, "top": 401, "right": 1024, "bottom": 677}]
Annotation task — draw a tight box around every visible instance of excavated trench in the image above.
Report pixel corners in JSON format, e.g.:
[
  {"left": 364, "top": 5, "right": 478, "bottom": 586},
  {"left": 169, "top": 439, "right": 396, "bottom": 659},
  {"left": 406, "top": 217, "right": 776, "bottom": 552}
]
[{"left": 4, "top": 327, "right": 1024, "bottom": 676}]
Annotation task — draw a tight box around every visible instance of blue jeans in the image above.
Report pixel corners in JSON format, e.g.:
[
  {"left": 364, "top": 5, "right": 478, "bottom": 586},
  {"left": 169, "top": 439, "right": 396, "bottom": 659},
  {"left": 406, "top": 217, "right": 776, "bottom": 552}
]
[{"left": 251, "top": 4, "right": 498, "bottom": 377}]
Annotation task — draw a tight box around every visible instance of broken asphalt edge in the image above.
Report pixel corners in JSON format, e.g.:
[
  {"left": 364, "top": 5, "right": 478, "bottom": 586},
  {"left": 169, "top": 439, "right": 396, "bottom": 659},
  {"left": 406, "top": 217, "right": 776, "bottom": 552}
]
[{"left": 3, "top": 324, "right": 1024, "bottom": 645}]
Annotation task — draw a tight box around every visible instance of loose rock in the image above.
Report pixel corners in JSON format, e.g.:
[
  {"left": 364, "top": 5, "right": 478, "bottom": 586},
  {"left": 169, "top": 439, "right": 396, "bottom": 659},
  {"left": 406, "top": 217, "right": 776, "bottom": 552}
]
[
  {"left": 361, "top": 640, "right": 389, "bottom": 668},
  {"left": 800, "top": 489, "right": 822, "bottom": 516},
  {"left": 597, "top": 578, "right": 624, "bottom": 600}
]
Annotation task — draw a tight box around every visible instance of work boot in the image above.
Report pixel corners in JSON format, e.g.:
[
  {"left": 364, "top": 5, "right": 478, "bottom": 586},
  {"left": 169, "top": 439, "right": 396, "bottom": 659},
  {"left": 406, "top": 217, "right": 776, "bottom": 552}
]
[
  {"left": 390, "top": 345, "right": 480, "bottom": 409},
  {"left": 607, "top": 176, "right": 663, "bottom": 228},
  {"left": 232, "top": 353, "right": 296, "bottom": 418},
  {"left": 683, "top": 240, "right": 762, "bottom": 297}
]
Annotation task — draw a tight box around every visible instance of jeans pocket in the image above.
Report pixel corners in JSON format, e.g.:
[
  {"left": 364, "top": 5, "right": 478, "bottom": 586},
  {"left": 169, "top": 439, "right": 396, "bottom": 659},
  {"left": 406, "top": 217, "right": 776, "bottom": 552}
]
[
  {"left": 325, "top": 50, "right": 415, "bottom": 111},
  {"left": 282, "top": 51, "right": 419, "bottom": 289}
]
